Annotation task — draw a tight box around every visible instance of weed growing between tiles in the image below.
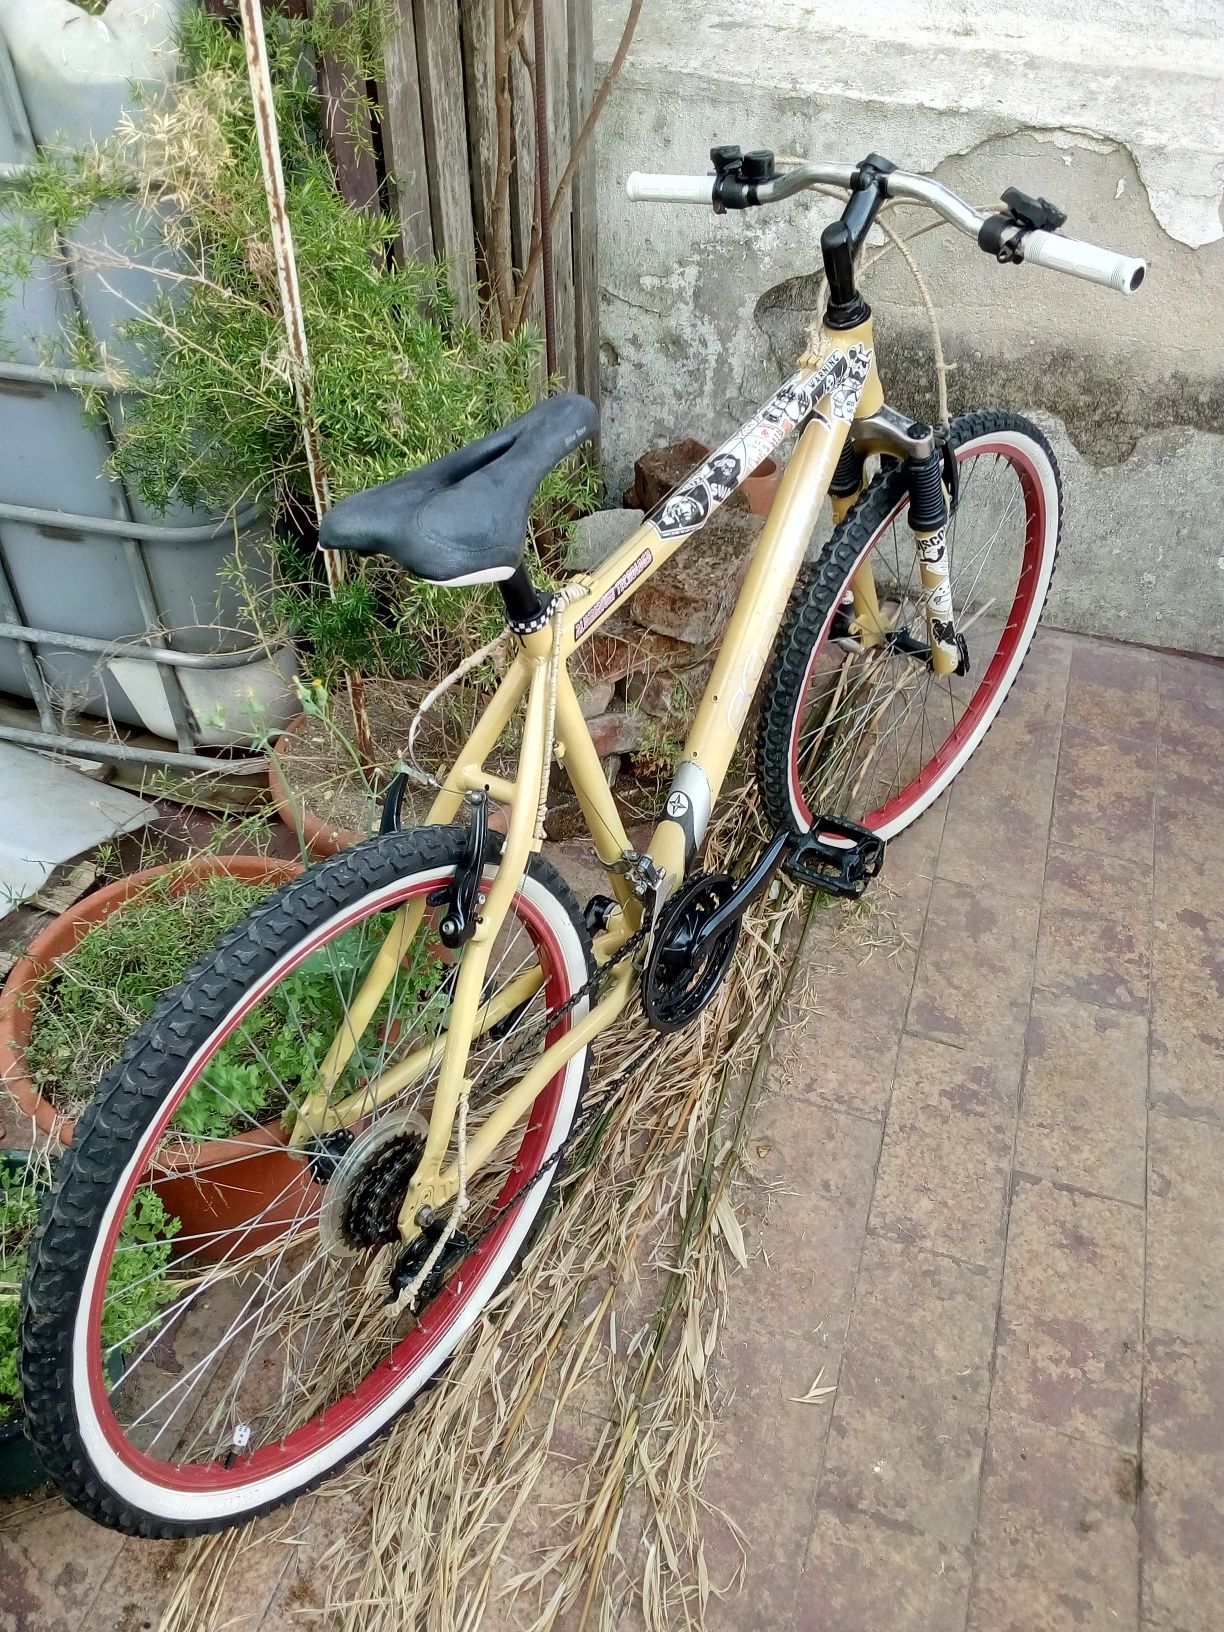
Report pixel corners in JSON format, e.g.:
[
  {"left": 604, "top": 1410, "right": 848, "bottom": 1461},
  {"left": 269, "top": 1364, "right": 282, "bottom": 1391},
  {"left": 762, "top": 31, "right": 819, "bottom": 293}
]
[{"left": 156, "top": 782, "right": 827, "bottom": 1632}]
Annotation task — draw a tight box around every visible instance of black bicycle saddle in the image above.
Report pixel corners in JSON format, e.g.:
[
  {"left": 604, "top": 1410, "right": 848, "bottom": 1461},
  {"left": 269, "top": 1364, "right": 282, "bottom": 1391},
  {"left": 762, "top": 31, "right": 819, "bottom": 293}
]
[{"left": 318, "top": 394, "right": 599, "bottom": 585}]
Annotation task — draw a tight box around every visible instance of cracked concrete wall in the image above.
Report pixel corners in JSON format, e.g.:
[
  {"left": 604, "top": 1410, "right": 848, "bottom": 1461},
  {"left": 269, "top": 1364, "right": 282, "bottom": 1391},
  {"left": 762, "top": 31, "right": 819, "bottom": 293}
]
[{"left": 592, "top": 1, "right": 1224, "bottom": 655}]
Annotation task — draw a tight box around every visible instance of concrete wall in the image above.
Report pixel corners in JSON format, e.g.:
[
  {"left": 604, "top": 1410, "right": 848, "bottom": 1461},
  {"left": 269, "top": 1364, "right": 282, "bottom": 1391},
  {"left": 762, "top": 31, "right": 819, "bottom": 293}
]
[{"left": 592, "top": 1, "right": 1224, "bottom": 656}]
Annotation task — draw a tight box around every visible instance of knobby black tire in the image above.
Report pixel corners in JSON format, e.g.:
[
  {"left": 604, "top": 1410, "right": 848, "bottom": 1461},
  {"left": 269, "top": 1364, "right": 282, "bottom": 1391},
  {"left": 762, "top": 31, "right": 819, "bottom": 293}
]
[
  {"left": 755, "top": 409, "right": 1063, "bottom": 837},
  {"left": 20, "top": 825, "right": 593, "bottom": 1538}
]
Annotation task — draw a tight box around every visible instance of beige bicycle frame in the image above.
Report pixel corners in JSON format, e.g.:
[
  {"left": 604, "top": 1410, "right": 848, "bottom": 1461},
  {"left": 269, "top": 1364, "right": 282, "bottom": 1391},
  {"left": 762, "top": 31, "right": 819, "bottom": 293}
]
[{"left": 289, "top": 315, "right": 905, "bottom": 1244}]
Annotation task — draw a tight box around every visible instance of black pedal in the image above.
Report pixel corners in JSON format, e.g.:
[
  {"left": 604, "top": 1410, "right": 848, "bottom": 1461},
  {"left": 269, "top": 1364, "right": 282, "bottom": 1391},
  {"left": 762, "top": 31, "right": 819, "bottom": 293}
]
[{"left": 784, "top": 816, "right": 886, "bottom": 899}]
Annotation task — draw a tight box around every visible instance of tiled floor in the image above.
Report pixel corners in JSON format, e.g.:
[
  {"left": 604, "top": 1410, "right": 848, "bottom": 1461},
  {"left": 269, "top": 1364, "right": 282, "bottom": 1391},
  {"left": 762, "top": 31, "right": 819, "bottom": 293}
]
[
  {"left": 706, "top": 628, "right": 1224, "bottom": 1632},
  {"left": 2, "top": 627, "right": 1222, "bottom": 1631}
]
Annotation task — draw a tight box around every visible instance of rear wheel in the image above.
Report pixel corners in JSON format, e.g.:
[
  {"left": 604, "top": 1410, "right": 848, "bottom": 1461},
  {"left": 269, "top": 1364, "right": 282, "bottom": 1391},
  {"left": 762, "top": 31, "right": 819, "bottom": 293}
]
[
  {"left": 756, "top": 411, "right": 1062, "bottom": 839},
  {"left": 21, "top": 826, "right": 593, "bottom": 1536}
]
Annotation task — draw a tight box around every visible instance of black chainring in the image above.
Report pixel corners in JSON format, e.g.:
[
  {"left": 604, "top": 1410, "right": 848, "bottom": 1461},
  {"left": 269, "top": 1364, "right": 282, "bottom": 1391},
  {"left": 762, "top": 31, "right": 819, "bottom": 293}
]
[{"left": 642, "top": 872, "right": 740, "bottom": 1033}]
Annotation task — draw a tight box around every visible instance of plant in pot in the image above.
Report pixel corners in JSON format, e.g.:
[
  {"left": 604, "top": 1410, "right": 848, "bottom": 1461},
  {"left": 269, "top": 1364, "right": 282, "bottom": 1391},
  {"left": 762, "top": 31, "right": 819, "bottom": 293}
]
[
  {"left": 0, "top": 855, "right": 311, "bottom": 1254},
  {"left": 0, "top": 6, "right": 596, "bottom": 854},
  {"left": 1, "top": 1148, "right": 178, "bottom": 1497}
]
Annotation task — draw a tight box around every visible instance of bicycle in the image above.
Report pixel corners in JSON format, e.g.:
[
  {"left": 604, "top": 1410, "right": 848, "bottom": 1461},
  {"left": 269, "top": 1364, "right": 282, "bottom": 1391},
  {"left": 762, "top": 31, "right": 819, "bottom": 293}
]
[{"left": 20, "top": 147, "right": 1144, "bottom": 1535}]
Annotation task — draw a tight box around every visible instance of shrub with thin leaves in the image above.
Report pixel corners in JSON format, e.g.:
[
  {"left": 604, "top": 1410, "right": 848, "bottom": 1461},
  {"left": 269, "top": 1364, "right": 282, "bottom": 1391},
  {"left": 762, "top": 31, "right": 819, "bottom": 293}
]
[{"left": 0, "top": 4, "right": 593, "bottom": 682}]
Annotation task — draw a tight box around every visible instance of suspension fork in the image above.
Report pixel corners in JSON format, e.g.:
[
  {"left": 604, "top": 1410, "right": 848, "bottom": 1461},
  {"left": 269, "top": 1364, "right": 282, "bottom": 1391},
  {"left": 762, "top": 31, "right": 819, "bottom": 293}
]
[
  {"left": 906, "top": 445, "right": 961, "bottom": 678},
  {"left": 837, "top": 408, "right": 961, "bottom": 675}
]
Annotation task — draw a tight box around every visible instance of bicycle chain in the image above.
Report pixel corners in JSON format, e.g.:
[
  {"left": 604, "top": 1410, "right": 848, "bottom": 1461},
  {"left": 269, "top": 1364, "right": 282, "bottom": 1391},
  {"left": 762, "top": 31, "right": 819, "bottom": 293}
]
[{"left": 391, "top": 923, "right": 649, "bottom": 1290}]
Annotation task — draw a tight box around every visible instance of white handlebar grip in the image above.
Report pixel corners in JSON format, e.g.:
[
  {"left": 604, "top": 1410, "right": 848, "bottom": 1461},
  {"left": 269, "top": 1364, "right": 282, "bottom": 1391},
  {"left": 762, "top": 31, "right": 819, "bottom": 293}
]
[
  {"left": 625, "top": 172, "right": 716, "bottom": 205},
  {"left": 1021, "top": 230, "right": 1146, "bottom": 294}
]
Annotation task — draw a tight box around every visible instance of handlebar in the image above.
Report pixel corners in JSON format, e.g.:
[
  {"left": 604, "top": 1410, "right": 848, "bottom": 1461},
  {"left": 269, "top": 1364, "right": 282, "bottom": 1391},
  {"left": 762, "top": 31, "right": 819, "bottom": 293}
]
[{"left": 625, "top": 162, "right": 1146, "bottom": 296}]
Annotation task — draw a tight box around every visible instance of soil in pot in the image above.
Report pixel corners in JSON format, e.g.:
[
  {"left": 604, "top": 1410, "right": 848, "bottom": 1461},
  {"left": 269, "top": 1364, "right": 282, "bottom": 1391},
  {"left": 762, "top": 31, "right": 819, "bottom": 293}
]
[{"left": 0, "top": 1150, "right": 174, "bottom": 1496}]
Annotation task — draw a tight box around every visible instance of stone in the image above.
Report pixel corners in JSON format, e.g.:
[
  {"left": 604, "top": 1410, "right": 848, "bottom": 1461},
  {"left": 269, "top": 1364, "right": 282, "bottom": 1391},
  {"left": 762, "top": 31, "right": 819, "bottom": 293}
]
[
  {"left": 565, "top": 507, "right": 644, "bottom": 572},
  {"left": 574, "top": 677, "right": 615, "bottom": 719},
  {"left": 621, "top": 437, "right": 749, "bottom": 515},
  {"left": 584, "top": 707, "right": 648, "bottom": 759},
  {"left": 577, "top": 616, "right": 701, "bottom": 688},
  {"left": 623, "top": 660, "right": 709, "bottom": 718},
  {"left": 630, "top": 507, "right": 761, "bottom": 645}
]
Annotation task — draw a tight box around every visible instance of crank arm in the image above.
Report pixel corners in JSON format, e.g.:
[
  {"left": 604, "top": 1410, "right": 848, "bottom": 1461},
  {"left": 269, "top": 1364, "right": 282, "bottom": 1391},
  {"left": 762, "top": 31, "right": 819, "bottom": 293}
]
[
  {"left": 686, "top": 816, "right": 889, "bottom": 963},
  {"left": 684, "top": 830, "right": 792, "bottom": 953}
]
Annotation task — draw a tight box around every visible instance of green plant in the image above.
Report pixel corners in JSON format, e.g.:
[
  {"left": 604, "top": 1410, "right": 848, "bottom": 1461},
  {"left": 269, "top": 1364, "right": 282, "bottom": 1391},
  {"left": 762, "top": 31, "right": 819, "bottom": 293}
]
[
  {"left": 24, "top": 870, "right": 448, "bottom": 1143},
  {"left": 0, "top": 6, "right": 594, "bottom": 685},
  {"left": 24, "top": 874, "right": 278, "bottom": 1137},
  {"left": 0, "top": 1163, "right": 41, "bottom": 1421},
  {"left": 1, "top": 1158, "right": 179, "bottom": 1424}
]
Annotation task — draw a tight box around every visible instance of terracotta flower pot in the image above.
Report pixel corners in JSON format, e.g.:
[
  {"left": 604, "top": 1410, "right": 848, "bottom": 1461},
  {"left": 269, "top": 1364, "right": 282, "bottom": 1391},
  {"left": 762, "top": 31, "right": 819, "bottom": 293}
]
[
  {"left": 0, "top": 855, "right": 309, "bottom": 1262},
  {"left": 267, "top": 713, "right": 367, "bottom": 858},
  {"left": 739, "top": 453, "right": 782, "bottom": 518}
]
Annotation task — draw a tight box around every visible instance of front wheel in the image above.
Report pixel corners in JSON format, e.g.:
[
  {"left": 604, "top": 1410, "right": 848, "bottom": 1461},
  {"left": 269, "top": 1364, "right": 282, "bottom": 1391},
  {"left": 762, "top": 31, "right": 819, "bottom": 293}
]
[
  {"left": 756, "top": 410, "right": 1062, "bottom": 840},
  {"left": 21, "top": 827, "right": 594, "bottom": 1536}
]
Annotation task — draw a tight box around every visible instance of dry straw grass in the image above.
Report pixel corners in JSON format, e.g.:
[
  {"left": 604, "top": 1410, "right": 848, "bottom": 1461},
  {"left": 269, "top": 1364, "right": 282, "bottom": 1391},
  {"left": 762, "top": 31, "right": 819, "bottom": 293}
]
[{"left": 159, "top": 780, "right": 823, "bottom": 1632}]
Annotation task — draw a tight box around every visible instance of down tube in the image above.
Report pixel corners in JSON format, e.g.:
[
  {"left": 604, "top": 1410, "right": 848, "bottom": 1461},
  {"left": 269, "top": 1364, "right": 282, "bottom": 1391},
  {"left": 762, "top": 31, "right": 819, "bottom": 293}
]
[{"left": 649, "top": 413, "right": 849, "bottom": 884}]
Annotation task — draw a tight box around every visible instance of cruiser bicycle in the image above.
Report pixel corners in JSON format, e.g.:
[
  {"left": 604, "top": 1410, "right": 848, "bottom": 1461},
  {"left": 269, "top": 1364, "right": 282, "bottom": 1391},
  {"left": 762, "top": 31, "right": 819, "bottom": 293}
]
[{"left": 20, "top": 147, "right": 1144, "bottom": 1534}]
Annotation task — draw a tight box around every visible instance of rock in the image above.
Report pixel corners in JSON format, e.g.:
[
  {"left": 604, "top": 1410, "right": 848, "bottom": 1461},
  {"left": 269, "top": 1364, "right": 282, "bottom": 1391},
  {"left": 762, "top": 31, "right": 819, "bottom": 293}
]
[
  {"left": 577, "top": 616, "right": 698, "bottom": 689},
  {"left": 566, "top": 507, "right": 645, "bottom": 571},
  {"left": 585, "top": 708, "right": 648, "bottom": 759},
  {"left": 575, "top": 677, "right": 615, "bottom": 719},
  {"left": 630, "top": 508, "right": 761, "bottom": 645},
  {"left": 622, "top": 438, "right": 750, "bottom": 515},
  {"left": 624, "top": 662, "right": 709, "bottom": 718}
]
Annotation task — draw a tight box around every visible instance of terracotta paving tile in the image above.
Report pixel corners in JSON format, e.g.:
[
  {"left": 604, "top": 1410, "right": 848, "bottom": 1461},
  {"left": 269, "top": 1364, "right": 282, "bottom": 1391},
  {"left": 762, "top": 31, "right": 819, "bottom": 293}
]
[
  {"left": 1148, "top": 882, "right": 1224, "bottom": 1123},
  {"left": 725, "top": 1089, "right": 880, "bottom": 1345},
  {"left": 1143, "top": 1331, "right": 1224, "bottom": 1461},
  {"left": 1154, "top": 783, "right": 1224, "bottom": 876},
  {"left": 967, "top": 1412, "right": 1139, "bottom": 1632},
  {"left": 936, "top": 637, "right": 1068, "bottom": 900},
  {"left": 936, "top": 744, "right": 1056, "bottom": 900},
  {"left": 818, "top": 1237, "right": 998, "bottom": 1544},
  {"left": 1034, "top": 842, "right": 1151, "bottom": 1014},
  {"left": 905, "top": 877, "right": 1041, "bottom": 1063},
  {"left": 1145, "top": 1110, "right": 1224, "bottom": 1345},
  {"left": 781, "top": 937, "right": 917, "bottom": 1122},
  {"left": 83, "top": 1534, "right": 195, "bottom": 1632},
  {"left": 1157, "top": 653, "right": 1224, "bottom": 809},
  {"left": 1016, "top": 995, "right": 1149, "bottom": 1205},
  {"left": 881, "top": 793, "right": 947, "bottom": 893},
  {"left": 867, "top": 1034, "right": 1018, "bottom": 1269},
  {"left": 1064, "top": 637, "right": 1161, "bottom": 742},
  {"left": 0, "top": 1497, "right": 125, "bottom": 1632},
  {"left": 1050, "top": 724, "right": 1156, "bottom": 864},
  {"left": 992, "top": 1176, "right": 1143, "bottom": 1450},
  {"left": 260, "top": 1486, "right": 372, "bottom": 1629},
  {"left": 700, "top": 1395, "right": 819, "bottom": 1632},
  {"left": 796, "top": 1502, "right": 971, "bottom": 1632},
  {"left": 1140, "top": 1442, "right": 1224, "bottom": 1632},
  {"left": 1141, "top": 1334, "right": 1224, "bottom": 1632}
]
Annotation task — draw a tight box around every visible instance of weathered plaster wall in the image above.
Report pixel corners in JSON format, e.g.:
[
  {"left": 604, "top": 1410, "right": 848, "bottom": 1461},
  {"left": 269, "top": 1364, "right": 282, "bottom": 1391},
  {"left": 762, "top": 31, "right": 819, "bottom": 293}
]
[{"left": 592, "top": 1, "right": 1224, "bottom": 655}]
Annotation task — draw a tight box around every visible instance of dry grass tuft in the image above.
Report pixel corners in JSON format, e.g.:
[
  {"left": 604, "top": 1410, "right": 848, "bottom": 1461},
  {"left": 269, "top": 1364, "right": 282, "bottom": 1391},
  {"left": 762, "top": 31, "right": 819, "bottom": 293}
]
[{"left": 160, "top": 783, "right": 824, "bottom": 1632}]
